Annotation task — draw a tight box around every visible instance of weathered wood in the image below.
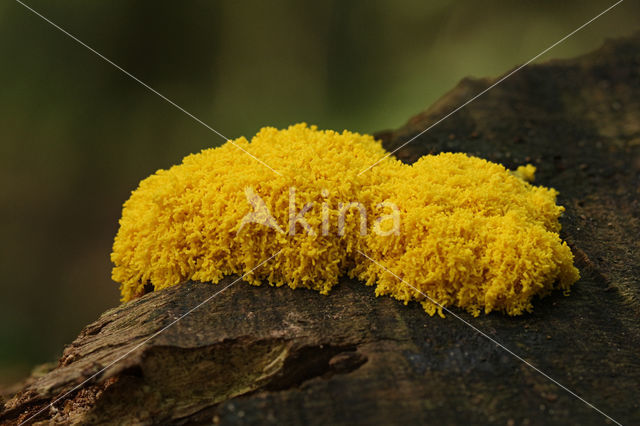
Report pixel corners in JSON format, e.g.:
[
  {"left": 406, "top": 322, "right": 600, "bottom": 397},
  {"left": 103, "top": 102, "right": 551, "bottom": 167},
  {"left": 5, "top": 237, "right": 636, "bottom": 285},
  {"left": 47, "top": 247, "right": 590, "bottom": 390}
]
[{"left": 3, "top": 32, "right": 640, "bottom": 425}]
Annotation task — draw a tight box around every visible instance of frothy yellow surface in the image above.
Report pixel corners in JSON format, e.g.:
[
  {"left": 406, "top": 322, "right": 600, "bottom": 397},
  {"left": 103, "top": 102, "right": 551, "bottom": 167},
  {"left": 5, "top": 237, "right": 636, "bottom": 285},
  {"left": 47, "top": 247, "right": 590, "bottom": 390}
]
[{"left": 112, "top": 123, "right": 579, "bottom": 316}]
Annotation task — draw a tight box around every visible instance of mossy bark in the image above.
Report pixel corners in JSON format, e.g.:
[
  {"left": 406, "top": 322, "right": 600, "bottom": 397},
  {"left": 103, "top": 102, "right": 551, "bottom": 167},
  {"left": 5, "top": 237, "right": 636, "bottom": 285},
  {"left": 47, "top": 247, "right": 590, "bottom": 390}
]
[{"left": 3, "top": 32, "right": 640, "bottom": 425}]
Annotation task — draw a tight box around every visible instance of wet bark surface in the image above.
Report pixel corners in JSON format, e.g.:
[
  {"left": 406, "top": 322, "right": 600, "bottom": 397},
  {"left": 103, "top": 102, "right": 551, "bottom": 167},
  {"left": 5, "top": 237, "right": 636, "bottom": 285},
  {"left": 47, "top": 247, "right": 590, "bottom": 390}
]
[{"left": 2, "top": 32, "right": 639, "bottom": 425}]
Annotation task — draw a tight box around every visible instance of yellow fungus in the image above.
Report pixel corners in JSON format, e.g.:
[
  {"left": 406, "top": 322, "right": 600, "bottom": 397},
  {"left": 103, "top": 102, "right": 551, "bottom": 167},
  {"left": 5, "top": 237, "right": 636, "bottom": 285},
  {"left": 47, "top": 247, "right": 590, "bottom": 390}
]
[
  {"left": 513, "top": 164, "right": 537, "bottom": 182},
  {"left": 111, "top": 123, "right": 579, "bottom": 316},
  {"left": 353, "top": 153, "right": 578, "bottom": 316}
]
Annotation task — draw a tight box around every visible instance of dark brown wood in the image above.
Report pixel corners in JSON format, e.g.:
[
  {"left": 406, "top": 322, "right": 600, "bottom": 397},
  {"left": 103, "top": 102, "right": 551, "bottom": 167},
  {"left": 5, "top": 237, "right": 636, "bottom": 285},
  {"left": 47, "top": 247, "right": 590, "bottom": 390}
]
[{"left": 3, "top": 32, "right": 640, "bottom": 425}]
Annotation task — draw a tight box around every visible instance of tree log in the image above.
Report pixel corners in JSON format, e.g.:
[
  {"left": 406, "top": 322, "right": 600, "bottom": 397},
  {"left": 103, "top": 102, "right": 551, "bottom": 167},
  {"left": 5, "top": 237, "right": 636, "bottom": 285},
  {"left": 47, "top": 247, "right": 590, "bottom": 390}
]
[{"left": 3, "top": 32, "right": 640, "bottom": 425}]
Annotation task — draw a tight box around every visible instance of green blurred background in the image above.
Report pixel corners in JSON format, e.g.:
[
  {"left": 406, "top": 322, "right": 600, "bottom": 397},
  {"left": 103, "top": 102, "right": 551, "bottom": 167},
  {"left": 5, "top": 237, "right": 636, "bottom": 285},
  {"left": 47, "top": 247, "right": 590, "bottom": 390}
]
[{"left": 1, "top": 0, "right": 638, "bottom": 387}]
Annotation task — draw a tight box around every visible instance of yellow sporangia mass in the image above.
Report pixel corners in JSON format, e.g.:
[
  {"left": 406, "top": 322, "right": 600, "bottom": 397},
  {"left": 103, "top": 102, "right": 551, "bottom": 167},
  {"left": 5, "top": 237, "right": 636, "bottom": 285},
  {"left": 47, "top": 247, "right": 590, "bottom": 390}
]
[{"left": 111, "top": 123, "right": 580, "bottom": 316}]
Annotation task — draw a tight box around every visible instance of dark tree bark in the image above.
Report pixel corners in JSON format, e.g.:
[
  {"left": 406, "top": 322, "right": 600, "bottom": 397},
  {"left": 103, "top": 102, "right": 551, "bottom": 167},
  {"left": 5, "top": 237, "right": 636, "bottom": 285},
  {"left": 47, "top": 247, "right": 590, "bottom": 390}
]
[{"left": 3, "top": 32, "right": 640, "bottom": 425}]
